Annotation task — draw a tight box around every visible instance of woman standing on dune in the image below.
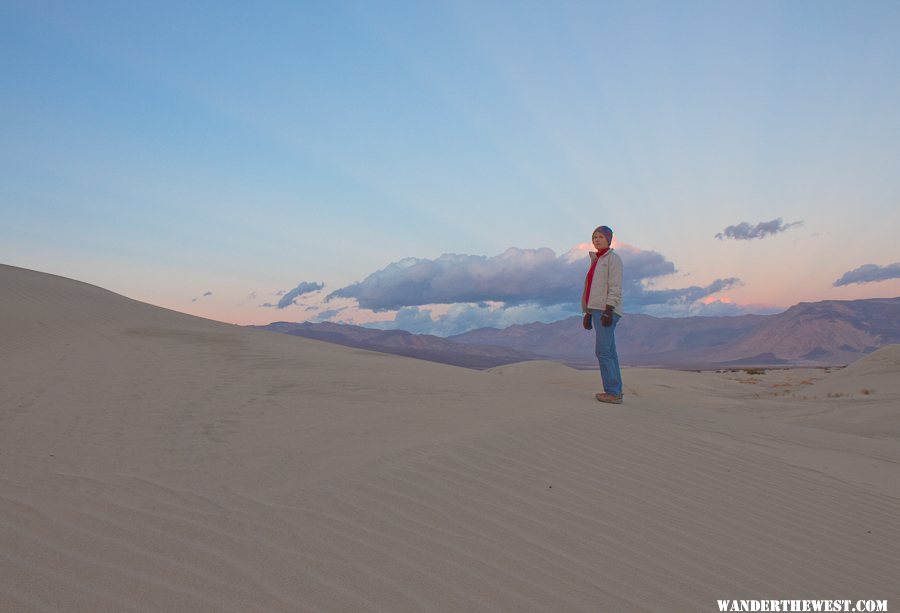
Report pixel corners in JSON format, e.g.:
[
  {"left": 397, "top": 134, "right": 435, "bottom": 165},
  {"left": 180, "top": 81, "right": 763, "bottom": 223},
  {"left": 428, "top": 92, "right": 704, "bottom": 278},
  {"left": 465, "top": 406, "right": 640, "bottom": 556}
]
[{"left": 582, "top": 225, "right": 624, "bottom": 404}]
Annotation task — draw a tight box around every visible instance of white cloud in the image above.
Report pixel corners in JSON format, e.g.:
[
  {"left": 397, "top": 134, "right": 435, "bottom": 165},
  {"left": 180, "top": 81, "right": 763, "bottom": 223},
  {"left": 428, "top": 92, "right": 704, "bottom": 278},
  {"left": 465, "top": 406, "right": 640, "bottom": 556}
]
[{"left": 365, "top": 302, "right": 577, "bottom": 336}]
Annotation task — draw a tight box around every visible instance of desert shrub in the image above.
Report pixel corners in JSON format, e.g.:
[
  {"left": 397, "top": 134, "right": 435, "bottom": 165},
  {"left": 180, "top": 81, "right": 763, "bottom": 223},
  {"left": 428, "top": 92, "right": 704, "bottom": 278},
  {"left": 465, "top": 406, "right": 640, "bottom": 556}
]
[
  {"left": 744, "top": 368, "right": 766, "bottom": 375},
  {"left": 860, "top": 388, "right": 875, "bottom": 395}
]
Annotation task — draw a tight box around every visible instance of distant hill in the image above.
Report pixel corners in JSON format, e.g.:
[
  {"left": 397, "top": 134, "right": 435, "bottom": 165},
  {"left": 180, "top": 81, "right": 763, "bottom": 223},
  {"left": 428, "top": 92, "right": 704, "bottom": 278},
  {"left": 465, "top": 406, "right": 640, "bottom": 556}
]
[
  {"left": 450, "top": 312, "right": 773, "bottom": 367},
  {"left": 690, "top": 298, "right": 900, "bottom": 365},
  {"left": 254, "top": 297, "right": 900, "bottom": 369},
  {"left": 249, "top": 321, "right": 543, "bottom": 369},
  {"left": 451, "top": 297, "right": 900, "bottom": 367}
]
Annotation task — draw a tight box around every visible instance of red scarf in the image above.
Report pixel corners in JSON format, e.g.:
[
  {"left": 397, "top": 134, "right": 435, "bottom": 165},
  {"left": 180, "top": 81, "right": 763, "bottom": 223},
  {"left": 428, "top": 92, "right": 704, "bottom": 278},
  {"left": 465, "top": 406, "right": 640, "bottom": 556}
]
[{"left": 583, "top": 248, "right": 610, "bottom": 308}]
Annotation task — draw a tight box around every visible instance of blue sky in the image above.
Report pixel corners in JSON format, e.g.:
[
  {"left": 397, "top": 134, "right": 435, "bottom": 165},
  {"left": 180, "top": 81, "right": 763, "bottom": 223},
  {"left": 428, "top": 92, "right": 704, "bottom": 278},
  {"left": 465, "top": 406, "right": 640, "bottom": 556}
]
[{"left": 2, "top": 0, "right": 899, "bottom": 335}]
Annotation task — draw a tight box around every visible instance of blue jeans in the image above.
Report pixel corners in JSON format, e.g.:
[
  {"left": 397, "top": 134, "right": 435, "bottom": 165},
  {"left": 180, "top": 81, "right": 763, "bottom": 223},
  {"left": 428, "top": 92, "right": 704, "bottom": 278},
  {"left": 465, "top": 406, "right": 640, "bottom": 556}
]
[{"left": 592, "top": 311, "right": 622, "bottom": 396}]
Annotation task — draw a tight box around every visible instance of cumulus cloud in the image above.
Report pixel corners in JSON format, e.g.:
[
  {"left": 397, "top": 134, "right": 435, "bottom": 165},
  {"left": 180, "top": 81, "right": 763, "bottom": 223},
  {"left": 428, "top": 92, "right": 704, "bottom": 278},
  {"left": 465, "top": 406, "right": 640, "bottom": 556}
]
[
  {"left": 318, "top": 245, "right": 745, "bottom": 335},
  {"left": 715, "top": 218, "right": 803, "bottom": 240},
  {"left": 387, "top": 306, "right": 439, "bottom": 332},
  {"left": 642, "top": 297, "right": 746, "bottom": 318},
  {"left": 833, "top": 263, "right": 900, "bottom": 286},
  {"left": 366, "top": 303, "right": 578, "bottom": 337},
  {"left": 361, "top": 278, "right": 742, "bottom": 335},
  {"left": 327, "top": 246, "right": 676, "bottom": 310}
]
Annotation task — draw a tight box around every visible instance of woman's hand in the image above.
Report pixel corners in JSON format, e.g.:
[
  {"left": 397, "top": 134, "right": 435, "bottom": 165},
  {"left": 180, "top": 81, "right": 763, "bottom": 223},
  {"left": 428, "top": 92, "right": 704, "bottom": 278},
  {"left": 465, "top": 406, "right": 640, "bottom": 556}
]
[
  {"left": 600, "top": 305, "right": 615, "bottom": 327},
  {"left": 582, "top": 313, "right": 593, "bottom": 330}
]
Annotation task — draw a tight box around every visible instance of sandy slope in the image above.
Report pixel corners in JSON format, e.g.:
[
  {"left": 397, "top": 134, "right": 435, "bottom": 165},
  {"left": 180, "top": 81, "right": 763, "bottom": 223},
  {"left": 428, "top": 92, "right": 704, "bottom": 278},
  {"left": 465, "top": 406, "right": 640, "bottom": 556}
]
[
  {"left": 807, "top": 345, "right": 900, "bottom": 396},
  {"left": 2, "top": 264, "right": 899, "bottom": 612}
]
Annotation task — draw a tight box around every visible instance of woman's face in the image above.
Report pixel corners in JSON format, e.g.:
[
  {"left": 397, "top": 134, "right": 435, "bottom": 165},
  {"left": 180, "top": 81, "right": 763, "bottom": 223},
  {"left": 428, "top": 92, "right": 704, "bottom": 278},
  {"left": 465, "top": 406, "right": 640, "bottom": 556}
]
[{"left": 592, "top": 231, "right": 609, "bottom": 251}]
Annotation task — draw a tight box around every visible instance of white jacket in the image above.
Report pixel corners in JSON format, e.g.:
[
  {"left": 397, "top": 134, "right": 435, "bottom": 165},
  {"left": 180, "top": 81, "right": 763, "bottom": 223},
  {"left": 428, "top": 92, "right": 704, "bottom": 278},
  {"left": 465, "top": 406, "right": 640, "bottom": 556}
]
[{"left": 581, "top": 249, "right": 623, "bottom": 315}]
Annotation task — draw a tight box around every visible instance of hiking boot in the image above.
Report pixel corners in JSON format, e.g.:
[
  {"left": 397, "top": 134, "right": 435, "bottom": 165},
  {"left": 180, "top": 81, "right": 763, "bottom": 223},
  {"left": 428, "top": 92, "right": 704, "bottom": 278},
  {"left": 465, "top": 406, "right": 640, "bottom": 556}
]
[{"left": 595, "top": 392, "right": 623, "bottom": 404}]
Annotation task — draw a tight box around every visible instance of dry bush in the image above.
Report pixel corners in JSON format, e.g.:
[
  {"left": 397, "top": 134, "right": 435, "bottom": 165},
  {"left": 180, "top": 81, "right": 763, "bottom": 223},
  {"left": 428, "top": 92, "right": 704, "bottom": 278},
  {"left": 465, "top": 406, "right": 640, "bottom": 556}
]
[
  {"left": 800, "top": 379, "right": 813, "bottom": 385},
  {"left": 860, "top": 388, "right": 875, "bottom": 395},
  {"left": 826, "top": 392, "right": 846, "bottom": 398},
  {"left": 744, "top": 368, "right": 766, "bottom": 375}
]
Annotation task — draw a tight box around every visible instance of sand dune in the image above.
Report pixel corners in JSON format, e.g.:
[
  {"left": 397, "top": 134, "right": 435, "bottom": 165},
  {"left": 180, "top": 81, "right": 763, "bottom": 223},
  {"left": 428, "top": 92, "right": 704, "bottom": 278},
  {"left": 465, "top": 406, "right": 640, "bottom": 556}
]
[
  {"left": 807, "top": 345, "right": 900, "bottom": 396},
  {"left": 2, "top": 263, "right": 899, "bottom": 612}
]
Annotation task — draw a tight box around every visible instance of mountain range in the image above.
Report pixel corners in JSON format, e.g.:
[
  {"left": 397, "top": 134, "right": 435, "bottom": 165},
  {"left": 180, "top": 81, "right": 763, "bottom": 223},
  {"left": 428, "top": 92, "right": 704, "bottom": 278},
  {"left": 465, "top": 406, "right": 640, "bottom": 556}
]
[
  {"left": 252, "top": 297, "right": 900, "bottom": 369},
  {"left": 251, "top": 321, "right": 540, "bottom": 368}
]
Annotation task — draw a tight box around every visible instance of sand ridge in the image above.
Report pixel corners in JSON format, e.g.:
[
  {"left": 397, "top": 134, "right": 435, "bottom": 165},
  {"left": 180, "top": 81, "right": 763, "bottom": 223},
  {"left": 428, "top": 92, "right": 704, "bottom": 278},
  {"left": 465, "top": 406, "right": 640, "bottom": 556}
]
[{"left": 2, "top": 264, "right": 899, "bottom": 612}]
